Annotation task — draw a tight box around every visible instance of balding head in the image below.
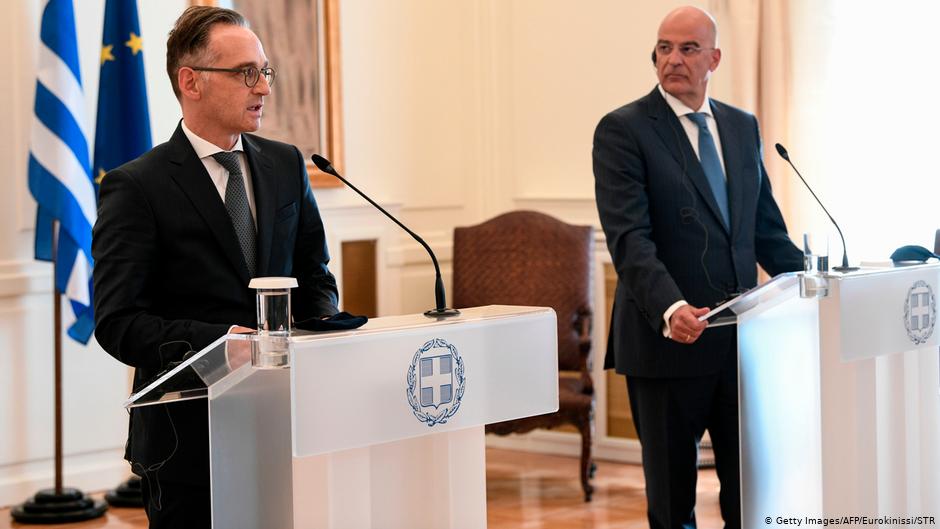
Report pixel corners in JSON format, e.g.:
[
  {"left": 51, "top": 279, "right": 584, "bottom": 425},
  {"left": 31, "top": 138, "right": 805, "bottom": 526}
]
[
  {"left": 659, "top": 6, "right": 718, "bottom": 48},
  {"left": 654, "top": 5, "right": 721, "bottom": 109}
]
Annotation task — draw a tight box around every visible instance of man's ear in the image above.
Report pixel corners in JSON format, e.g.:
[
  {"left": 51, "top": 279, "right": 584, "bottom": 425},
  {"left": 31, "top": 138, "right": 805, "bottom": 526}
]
[
  {"left": 177, "top": 67, "right": 201, "bottom": 101},
  {"left": 709, "top": 48, "right": 722, "bottom": 72}
]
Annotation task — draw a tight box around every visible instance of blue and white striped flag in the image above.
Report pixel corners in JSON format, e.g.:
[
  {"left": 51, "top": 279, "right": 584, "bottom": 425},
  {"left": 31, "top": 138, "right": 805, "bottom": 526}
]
[{"left": 28, "top": 0, "right": 96, "bottom": 344}]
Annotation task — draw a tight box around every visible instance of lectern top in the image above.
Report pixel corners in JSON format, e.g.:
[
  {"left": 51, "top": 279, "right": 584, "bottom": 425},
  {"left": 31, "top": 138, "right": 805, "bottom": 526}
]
[
  {"left": 123, "top": 306, "right": 551, "bottom": 410},
  {"left": 699, "top": 272, "right": 800, "bottom": 325},
  {"left": 123, "top": 333, "right": 253, "bottom": 409},
  {"left": 289, "top": 304, "right": 551, "bottom": 343}
]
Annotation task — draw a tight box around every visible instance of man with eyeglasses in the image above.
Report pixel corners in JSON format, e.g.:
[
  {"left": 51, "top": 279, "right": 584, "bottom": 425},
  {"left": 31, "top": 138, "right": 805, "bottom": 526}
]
[
  {"left": 593, "top": 6, "right": 802, "bottom": 529},
  {"left": 92, "top": 6, "right": 338, "bottom": 527}
]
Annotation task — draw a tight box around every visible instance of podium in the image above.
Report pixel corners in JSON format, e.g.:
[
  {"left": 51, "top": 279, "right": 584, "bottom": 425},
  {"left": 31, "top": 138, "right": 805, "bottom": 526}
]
[
  {"left": 718, "top": 265, "right": 940, "bottom": 526},
  {"left": 125, "top": 305, "right": 558, "bottom": 529}
]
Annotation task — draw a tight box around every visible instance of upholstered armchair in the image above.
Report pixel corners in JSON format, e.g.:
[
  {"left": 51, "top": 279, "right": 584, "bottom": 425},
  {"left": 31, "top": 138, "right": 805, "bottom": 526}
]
[{"left": 452, "top": 210, "right": 596, "bottom": 501}]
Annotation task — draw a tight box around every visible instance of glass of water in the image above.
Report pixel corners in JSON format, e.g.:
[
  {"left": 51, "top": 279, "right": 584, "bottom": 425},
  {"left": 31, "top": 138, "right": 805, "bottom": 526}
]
[
  {"left": 248, "top": 277, "right": 298, "bottom": 368},
  {"left": 800, "top": 233, "right": 829, "bottom": 298}
]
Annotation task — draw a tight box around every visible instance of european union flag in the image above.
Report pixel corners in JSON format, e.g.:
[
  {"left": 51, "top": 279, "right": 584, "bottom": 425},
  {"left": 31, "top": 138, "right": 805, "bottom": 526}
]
[{"left": 94, "top": 0, "right": 151, "bottom": 188}]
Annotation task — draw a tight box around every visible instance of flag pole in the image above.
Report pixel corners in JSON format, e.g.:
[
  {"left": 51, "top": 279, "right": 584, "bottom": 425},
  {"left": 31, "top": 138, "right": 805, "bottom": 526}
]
[
  {"left": 10, "top": 221, "right": 106, "bottom": 524},
  {"left": 53, "top": 221, "right": 63, "bottom": 495}
]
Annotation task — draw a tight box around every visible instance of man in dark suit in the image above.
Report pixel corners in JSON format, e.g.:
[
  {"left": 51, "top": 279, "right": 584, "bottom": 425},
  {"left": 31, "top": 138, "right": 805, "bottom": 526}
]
[
  {"left": 593, "top": 6, "right": 803, "bottom": 529},
  {"left": 92, "top": 6, "right": 338, "bottom": 528}
]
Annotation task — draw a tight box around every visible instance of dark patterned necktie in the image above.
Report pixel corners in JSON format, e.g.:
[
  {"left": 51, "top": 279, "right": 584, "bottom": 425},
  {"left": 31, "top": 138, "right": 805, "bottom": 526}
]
[
  {"left": 686, "top": 112, "right": 730, "bottom": 228},
  {"left": 211, "top": 151, "right": 257, "bottom": 276}
]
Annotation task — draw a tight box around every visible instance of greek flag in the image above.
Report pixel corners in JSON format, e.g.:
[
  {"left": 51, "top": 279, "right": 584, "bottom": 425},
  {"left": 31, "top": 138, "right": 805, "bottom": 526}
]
[{"left": 27, "top": 0, "right": 96, "bottom": 344}]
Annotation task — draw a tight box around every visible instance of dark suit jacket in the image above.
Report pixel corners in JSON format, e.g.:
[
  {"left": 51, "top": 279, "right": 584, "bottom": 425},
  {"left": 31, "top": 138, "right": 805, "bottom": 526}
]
[
  {"left": 93, "top": 123, "right": 339, "bottom": 483},
  {"left": 593, "top": 87, "right": 802, "bottom": 379}
]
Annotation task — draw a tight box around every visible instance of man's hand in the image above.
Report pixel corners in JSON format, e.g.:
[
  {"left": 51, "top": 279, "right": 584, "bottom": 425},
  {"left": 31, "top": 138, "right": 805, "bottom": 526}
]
[
  {"left": 226, "top": 325, "right": 255, "bottom": 369},
  {"left": 669, "top": 305, "right": 709, "bottom": 344}
]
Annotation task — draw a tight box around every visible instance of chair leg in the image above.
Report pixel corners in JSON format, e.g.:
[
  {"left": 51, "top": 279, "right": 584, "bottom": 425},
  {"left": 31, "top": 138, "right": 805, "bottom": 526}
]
[{"left": 578, "top": 416, "right": 594, "bottom": 502}]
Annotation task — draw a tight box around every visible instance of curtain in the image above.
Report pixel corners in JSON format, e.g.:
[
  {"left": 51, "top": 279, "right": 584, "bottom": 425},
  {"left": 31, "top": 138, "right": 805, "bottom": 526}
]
[{"left": 709, "top": 0, "right": 796, "bottom": 224}]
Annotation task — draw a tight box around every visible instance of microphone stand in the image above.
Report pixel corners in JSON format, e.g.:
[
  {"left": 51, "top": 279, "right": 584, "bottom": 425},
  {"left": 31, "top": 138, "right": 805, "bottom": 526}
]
[
  {"left": 311, "top": 155, "right": 460, "bottom": 317},
  {"left": 775, "top": 144, "right": 859, "bottom": 273}
]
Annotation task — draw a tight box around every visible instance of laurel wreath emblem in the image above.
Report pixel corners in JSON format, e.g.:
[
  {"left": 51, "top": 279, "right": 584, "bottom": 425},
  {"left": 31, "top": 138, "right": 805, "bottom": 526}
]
[
  {"left": 406, "top": 338, "right": 466, "bottom": 427},
  {"left": 903, "top": 280, "right": 936, "bottom": 345}
]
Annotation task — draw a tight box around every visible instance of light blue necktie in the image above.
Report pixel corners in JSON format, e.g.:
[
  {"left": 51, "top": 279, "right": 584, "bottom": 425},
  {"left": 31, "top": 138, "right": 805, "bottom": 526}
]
[{"left": 685, "top": 112, "right": 730, "bottom": 228}]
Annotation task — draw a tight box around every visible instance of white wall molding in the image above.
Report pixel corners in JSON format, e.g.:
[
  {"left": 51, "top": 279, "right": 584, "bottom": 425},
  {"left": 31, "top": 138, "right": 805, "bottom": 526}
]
[
  {"left": 319, "top": 201, "right": 403, "bottom": 317},
  {"left": 385, "top": 234, "right": 452, "bottom": 268},
  {"left": 512, "top": 197, "right": 602, "bottom": 228},
  {"left": 0, "top": 260, "right": 51, "bottom": 299},
  {"left": 0, "top": 448, "right": 129, "bottom": 508}
]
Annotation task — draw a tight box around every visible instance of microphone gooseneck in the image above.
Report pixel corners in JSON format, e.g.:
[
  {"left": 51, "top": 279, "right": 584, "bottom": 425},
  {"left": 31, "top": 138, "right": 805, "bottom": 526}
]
[
  {"left": 774, "top": 143, "right": 858, "bottom": 273},
  {"left": 311, "top": 155, "right": 460, "bottom": 317}
]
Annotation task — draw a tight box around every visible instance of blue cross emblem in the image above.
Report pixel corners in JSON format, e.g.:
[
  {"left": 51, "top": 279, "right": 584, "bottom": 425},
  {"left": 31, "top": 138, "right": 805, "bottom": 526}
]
[{"left": 419, "top": 354, "right": 453, "bottom": 408}]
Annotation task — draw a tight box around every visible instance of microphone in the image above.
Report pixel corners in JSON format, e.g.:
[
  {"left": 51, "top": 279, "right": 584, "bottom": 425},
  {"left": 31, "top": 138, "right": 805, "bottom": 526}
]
[
  {"left": 774, "top": 143, "right": 858, "bottom": 272},
  {"left": 311, "top": 155, "right": 460, "bottom": 318}
]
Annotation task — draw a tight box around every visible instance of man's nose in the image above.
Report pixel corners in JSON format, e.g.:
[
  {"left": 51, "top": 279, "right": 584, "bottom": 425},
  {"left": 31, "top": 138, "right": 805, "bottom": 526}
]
[{"left": 253, "top": 75, "right": 272, "bottom": 95}]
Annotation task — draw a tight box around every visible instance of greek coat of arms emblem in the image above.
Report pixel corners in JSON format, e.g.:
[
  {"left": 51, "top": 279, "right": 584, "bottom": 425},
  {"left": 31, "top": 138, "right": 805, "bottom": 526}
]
[
  {"left": 904, "top": 280, "right": 936, "bottom": 345},
  {"left": 406, "top": 338, "right": 466, "bottom": 427}
]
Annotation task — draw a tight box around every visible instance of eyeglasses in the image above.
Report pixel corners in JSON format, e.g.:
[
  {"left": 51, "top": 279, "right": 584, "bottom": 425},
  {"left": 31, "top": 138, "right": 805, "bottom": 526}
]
[
  {"left": 654, "top": 43, "right": 714, "bottom": 58},
  {"left": 188, "top": 65, "right": 277, "bottom": 88}
]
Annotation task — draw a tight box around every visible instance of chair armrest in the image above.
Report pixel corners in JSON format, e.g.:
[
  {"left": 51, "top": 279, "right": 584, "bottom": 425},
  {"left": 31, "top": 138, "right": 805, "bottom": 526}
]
[{"left": 574, "top": 306, "right": 594, "bottom": 394}]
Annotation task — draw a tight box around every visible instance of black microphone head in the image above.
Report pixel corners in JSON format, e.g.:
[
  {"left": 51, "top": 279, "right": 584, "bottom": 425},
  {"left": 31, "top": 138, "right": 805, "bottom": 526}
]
[
  {"left": 310, "top": 154, "right": 337, "bottom": 175},
  {"left": 774, "top": 143, "right": 789, "bottom": 161}
]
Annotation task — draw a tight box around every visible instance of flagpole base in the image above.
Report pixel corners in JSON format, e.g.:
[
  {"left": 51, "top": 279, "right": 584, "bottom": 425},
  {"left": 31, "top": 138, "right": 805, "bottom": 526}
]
[
  {"left": 10, "top": 487, "right": 107, "bottom": 524},
  {"left": 105, "top": 476, "right": 143, "bottom": 508}
]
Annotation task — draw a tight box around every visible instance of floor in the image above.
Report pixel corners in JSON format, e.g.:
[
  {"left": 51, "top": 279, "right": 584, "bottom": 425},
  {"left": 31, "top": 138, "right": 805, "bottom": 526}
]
[
  {"left": 485, "top": 449, "right": 722, "bottom": 529},
  {"left": 2, "top": 448, "right": 723, "bottom": 528}
]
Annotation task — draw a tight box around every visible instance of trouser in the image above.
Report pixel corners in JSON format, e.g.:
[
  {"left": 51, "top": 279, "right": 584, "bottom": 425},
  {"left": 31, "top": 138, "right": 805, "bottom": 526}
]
[{"left": 627, "top": 343, "right": 741, "bottom": 529}]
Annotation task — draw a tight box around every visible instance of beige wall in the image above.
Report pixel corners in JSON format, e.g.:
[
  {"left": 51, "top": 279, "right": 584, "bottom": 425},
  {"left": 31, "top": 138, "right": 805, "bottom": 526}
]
[{"left": 337, "top": 0, "right": 708, "bottom": 216}]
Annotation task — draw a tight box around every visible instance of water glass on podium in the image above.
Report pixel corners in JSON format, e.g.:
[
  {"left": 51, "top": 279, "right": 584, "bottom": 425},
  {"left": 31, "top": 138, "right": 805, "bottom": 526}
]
[
  {"left": 248, "top": 277, "right": 298, "bottom": 368},
  {"left": 800, "top": 233, "right": 829, "bottom": 298}
]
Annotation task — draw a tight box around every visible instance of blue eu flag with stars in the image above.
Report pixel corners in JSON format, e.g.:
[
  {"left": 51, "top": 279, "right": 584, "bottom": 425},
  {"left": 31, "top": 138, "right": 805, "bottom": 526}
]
[{"left": 94, "top": 0, "right": 151, "bottom": 188}]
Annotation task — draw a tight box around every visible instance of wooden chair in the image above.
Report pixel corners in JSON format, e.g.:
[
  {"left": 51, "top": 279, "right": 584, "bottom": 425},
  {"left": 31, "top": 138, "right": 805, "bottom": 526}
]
[{"left": 452, "top": 210, "right": 596, "bottom": 501}]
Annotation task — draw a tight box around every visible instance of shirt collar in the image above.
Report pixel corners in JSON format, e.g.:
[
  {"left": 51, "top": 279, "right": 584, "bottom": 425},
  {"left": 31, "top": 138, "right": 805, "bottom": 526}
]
[
  {"left": 180, "top": 120, "right": 244, "bottom": 159},
  {"left": 657, "top": 84, "right": 713, "bottom": 119}
]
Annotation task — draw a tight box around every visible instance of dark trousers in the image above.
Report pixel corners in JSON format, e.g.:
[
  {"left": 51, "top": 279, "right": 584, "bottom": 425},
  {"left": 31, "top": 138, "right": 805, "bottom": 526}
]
[
  {"left": 140, "top": 475, "right": 211, "bottom": 529},
  {"left": 627, "top": 344, "right": 741, "bottom": 529}
]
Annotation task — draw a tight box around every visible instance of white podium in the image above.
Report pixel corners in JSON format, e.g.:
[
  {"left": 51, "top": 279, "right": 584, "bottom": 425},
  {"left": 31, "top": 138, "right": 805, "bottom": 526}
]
[
  {"left": 126, "top": 305, "right": 559, "bottom": 529},
  {"left": 719, "top": 266, "right": 940, "bottom": 526}
]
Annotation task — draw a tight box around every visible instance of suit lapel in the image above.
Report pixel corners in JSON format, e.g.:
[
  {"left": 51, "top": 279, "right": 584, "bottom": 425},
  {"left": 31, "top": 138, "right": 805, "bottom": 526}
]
[
  {"left": 646, "top": 89, "right": 728, "bottom": 233},
  {"left": 711, "top": 101, "right": 745, "bottom": 237},
  {"left": 166, "top": 124, "right": 251, "bottom": 284},
  {"left": 244, "top": 134, "right": 276, "bottom": 277}
]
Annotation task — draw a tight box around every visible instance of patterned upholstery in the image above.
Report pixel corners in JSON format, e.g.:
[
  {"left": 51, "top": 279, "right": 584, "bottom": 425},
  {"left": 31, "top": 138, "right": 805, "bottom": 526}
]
[{"left": 452, "top": 210, "right": 596, "bottom": 501}]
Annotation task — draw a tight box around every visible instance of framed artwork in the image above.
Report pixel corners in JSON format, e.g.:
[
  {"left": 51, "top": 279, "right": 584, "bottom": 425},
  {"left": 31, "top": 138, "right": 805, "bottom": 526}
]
[{"left": 190, "top": 0, "right": 344, "bottom": 188}]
